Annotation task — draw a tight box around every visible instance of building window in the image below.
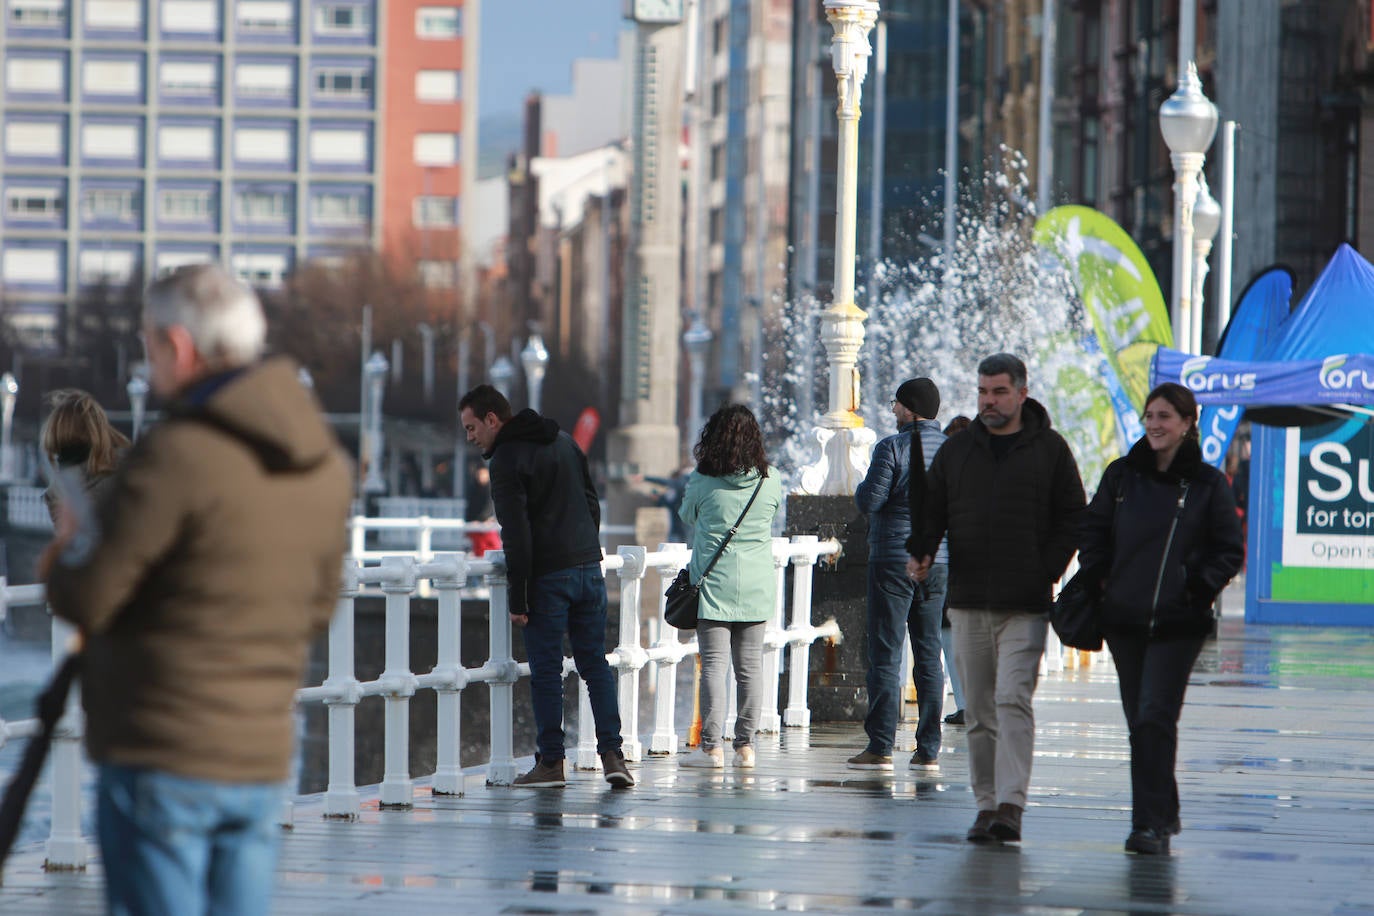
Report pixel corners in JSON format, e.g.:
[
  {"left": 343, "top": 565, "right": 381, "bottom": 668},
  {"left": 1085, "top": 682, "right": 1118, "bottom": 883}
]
[
  {"left": 161, "top": 0, "right": 217, "bottom": 31},
  {"left": 5, "top": 57, "right": 65, "bottom": 94},
  {"left": 413, "top": 195, "right": 456, "bottom": 227},
  {"left": 417, "top": 260, "right": 455, "bottom": 287},
  {"left": 309, "top": 128, "right": 367, "bottom": 165},
  {"left": 2, "top": 247, "right": 61, "bottom": 284},
  {"left": 155, "top": 250, "right": 213, "bottom": 276},
  {"left": 314, "top": 67, "right": 370, "bottom": 98},
  {"left": 315, "top": 3, "right": 368, "bottom": 35},
  {"left": 82, "top": 187, "right": 138, "bottom": 220},
  {"left": 8, "top": 0, "right": 67, "bottom": 27},
  {"left": 231, "top": 251, "right": 289, "bottom": 287},
  {"left": 415, "top": 70, "right": 459, "bottom": 102},
  {"left": 234, "top": 127, "right": 291, "bottom": 163},
  {"left": 158, "top": 188, "right": 212, "bottom": 220},
  {"left": 85, "top": 0, "right": 140, "bottom": 29},
  {"left": 4, "top": 187, "right": 63, "bottom": 219},
  {"left": 415, "top": 5, "right": 457, "bottom": 38},
  {"left": 413, "top": 132, "right": 457, "bottom": 166},
  {"left": 159, "top": 125, "right": 216, "bottom": 160},
  {"left": 236, "top": 62, "right": 293, "bottom": 99},
  {"left": 236, "top": 0, "right": 292, "bottom": 32},
  {"left": 82, "top": 123, "right": 140, "bottom": 159},
  {"left": 78, "top": 248, "right": 137, "bottom": 285},
  {"left": 4, "top": 121, "right": 64, "bottom": 156},
  {"left": 83, "top": 59, "right": 143, "bottom": 96},
  {"left": 160, "top": 60, "right": 217, "bottom": 94},
  {"left": 234, "top": 190, "right": 290, "bottom": 223},
  {"left": 311, "top": 190, "right": 365, "bottom": 225}
]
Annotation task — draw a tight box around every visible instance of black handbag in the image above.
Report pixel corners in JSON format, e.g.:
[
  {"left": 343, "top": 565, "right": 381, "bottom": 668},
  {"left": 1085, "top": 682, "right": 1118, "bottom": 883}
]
[
  {"left": 1051, "top": 568, "right": 1103, "bottom": 651},
  {"left": 664, "top": 476, "right": 765, "bottom": 630}
]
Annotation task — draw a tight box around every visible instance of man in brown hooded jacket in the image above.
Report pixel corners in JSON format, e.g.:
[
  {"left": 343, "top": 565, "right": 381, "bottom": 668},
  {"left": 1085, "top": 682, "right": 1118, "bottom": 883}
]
[{"left": 40, "top": 263, "right": 352, "bottom": 915}]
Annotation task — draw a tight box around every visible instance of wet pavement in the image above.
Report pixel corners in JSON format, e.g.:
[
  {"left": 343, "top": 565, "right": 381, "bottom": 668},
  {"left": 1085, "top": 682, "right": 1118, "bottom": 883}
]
[{"left": 4, "top": 588, "right": 1374, "bottom": 914}]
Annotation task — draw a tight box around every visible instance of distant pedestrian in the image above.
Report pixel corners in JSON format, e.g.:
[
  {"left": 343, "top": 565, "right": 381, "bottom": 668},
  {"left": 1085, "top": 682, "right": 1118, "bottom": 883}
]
[
  {"left": 677, "top": 405, "right": 782, "bottom": 770},
  {"left": 1078, "top": 382, "right": 1243, "bottom": 855},
  {"left": 459, "top": 384, "right": 633, "bottom": 788},
  {"left": 38, "top": 263, "right": 354, "bottom": 914},
  {"left": 847, "top": 378, "right": 947, "bottom": 773},
  {"left": 38, "top": 388, "right": 130, "bottom": 523},
  {"left": 912, "top": 354, "right": 1085, "bottom": 844},
  {"left": 464, "top": 464, "right": 501, "bottom": 557},
  {"left": 940, "top": 416, "right": 971, "bottom": 727}
]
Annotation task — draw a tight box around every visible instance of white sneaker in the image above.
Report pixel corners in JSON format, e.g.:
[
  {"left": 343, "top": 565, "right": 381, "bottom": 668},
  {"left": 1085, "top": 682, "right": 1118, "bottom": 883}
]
[
  {"left": 679, "top": 747, "right": 724, "bottom": 768},
  {"left": 732, "top": 746, "right": 756, "bottom": 769}
]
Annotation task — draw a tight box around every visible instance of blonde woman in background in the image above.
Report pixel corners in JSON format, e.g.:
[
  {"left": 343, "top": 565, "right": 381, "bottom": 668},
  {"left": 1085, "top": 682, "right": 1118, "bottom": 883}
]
[{"left": 40, "top": 388, "right": 130, "bottom": 523}]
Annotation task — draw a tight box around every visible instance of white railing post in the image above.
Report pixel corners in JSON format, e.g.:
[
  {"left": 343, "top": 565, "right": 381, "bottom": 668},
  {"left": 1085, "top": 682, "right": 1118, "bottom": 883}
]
[
  {"left": 484, "top": 551, "right": 519, "bottom": 785},
  {"left": 417, "top": 516, "right": 434, "bottom": 564},
  {"left": 612, "top": 546, "right": 647, "bottom": 763},
  {"left": 430, "top": 553, "right": 467, "bottom": 795},
  {"left": 378, "top": 556, "right": 418, "bottom": 807},
  {"left": 323, "top": 561, "right": 363, "bottom": 818},
  {"left": 349, "top": 517, "right": 365, "bottom": 558},
  {"left": 647, "top": 545, "right": 688, "bottom": 754},
  {"left": 45, "top": 614, "right": 86, "bottom": 870},
  {"left": 784, "top": 536, "right": 821, "bottom": 728},
  {"left": 756, "top": 537, "right": 791, "bottom": 734},
  {"left": 574, "top": 674, "right": 597, "bottom": 770}
]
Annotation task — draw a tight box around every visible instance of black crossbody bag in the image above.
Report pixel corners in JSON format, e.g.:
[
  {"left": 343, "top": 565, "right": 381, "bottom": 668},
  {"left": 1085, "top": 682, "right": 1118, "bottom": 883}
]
[{"left": 663, "top": 476, "right": 765, "bottom": 630}]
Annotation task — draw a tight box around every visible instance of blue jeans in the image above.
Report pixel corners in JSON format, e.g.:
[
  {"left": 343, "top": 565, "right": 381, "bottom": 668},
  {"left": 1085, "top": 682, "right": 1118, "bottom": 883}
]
[
  {"left": 863, "top": 562, "right": 948, "bottom": 759},
  {"left": 522, "top": 561, "right": 623, "bottom": 760},
  {"left": 97, "top": 763, "right": 282, "bottom": 916}
]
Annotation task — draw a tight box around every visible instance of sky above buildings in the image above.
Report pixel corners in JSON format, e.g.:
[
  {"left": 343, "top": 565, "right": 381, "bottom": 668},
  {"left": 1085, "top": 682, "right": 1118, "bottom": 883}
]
[{"left": 480, "top": 0, "right": 627, "bottom": 118}]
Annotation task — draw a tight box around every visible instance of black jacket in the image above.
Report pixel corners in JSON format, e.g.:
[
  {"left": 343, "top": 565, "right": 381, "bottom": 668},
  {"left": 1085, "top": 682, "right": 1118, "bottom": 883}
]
[
  {"left": 919, "top": 398, "right": 1086, "bottom": 613},
  {"left": 1078, "top": 436, "right": 1244, "bottom": 637},
  {"left": 487, "top": 409, "right": 603, "bottom": 615}
]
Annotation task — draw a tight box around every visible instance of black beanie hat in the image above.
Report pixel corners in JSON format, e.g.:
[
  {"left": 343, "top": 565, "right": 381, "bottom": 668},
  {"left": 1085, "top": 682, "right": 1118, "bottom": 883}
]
[{"left": 895, "top": 377, "right": 940, "bottom": 420}]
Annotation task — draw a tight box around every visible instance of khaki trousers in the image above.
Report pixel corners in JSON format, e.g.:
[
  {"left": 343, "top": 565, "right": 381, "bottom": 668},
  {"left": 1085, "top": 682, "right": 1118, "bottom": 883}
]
[{"left": 950, "top": 608, "right": 1047, "bottom": 811}]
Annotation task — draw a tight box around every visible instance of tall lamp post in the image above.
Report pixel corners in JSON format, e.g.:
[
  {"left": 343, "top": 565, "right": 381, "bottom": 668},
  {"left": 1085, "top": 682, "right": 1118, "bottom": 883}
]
[
  {"left": 520, "top": 331, "right": 549, "bottom": 413},
  {"left": 363, "top": 351, "right": 388, "bottom": 494},
  {"left": 1190, "top": 176, "right": 1222, "bottom": 354},
  {"left": 126, "top": 371, "right": 149, "bottom": 442},
  {"left": 1159, "top": 59, "right": 1217, "bottom": 354},
  {"left": 682, "top": 313, "right": 712, "bottom": 446},
  {"left": 799, "top": 0, "right": 880, "bottom": 495},
  {"left": 489, "top": 355, "right": 515, "bottom": 400},
  {"left": 0, "top": 372, "right": 17, "bottom": 481}
]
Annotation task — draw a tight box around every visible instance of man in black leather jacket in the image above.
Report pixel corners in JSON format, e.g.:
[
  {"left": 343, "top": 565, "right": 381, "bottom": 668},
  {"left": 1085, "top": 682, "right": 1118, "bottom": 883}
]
[{"left": 459, "top": 385, "right": 632, "bottom": 789}]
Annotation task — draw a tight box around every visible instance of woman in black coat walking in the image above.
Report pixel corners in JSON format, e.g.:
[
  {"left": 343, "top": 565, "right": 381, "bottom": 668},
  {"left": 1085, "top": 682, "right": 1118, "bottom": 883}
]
[{"left": 1078, "top": 382, "right": 1244, "bottom": 855}]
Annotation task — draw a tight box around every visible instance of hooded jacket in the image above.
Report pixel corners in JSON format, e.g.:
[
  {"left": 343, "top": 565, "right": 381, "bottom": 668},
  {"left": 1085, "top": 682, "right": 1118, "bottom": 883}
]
[
  {"left": 46, "top": 357, "right": 353, "bottom": 783},
  {"left": 918, "top": 398, "right": 1086, "bottom": 612},
  {"left": 487, "top": 409, "right": 603, "bottom": 616},
  {"left": 1078, "top": 436, "right": 1244, "bottom": 636},
  {"left": 678, "top": 467, "right": 782, "bottom": 622},
  {"left": 855, "top": 420, "right": 948, "bottom": 565}
]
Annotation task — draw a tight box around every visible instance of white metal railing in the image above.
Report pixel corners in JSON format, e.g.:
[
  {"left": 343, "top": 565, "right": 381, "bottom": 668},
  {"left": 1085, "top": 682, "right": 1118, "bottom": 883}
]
[
  {"left": 7, "top": 486, "right": 53, "bottom": 532},
  {"left": 0, "top": 535, "right": 841, "bottom": 859},
  {"left": 346, "top": 515, "right": 638, "bottom": 565}
]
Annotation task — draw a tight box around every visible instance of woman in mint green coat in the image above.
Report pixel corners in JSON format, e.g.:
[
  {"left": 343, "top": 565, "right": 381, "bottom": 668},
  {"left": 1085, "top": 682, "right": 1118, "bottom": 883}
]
[{"left": 677, "top": 404, "right": 782, "bottom": 769}]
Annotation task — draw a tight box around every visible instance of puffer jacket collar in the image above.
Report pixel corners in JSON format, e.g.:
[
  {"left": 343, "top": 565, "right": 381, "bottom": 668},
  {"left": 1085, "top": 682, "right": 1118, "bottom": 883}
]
[{"left": 1124, "top": 435, "right": 1204, "bottom": 484}]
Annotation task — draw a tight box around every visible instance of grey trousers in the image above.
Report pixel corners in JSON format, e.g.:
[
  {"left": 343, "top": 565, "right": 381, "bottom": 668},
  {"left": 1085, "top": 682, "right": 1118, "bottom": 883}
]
[{"left": 697, "top": 619, "right": 767, "bottom": 751}]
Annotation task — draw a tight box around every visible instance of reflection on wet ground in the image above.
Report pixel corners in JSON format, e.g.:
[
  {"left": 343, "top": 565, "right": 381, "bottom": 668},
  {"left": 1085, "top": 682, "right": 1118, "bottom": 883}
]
[{"left": 3, "top": 595, "right": 1374, "bottom": 914}]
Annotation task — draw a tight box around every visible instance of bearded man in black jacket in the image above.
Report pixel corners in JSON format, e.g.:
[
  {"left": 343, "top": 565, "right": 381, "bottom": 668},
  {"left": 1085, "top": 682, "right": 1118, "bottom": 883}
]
[
  {"left": 911, "top": 353, "right": 1085, "bottom": 844},
  {"left": 459, "top": 385, "right": 633, "bottom": 789}
]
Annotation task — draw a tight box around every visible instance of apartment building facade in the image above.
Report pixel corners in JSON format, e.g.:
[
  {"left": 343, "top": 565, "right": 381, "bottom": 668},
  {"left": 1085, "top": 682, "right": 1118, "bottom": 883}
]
[{"left": 0, "top": 0, "right": 472, "bottom": 351}]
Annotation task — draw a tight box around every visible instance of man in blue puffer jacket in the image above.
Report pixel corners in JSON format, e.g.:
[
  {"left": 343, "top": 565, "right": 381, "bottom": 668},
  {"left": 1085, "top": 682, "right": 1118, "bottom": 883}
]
[{"left": 847, "top": 377, "right": 948, "bottom": 773}]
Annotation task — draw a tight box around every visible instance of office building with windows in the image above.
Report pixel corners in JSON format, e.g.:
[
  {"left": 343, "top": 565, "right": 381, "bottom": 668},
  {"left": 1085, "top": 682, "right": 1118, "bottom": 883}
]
[{"left": 0, "top": 0, "right": 472, "bottom": 350}]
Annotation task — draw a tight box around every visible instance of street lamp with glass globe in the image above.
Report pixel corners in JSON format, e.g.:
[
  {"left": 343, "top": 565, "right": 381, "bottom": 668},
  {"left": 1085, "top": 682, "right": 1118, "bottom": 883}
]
[
  {"left": 520, "top": 331, "right": 549, "bottom": 413},
  {"left": 0, "top": 372, "right": 17, "bottom": 481},
  {"left": 363, "top": 351, "right": 389, "bottom": 494},
  {"left": 489, "top": 355, "right": 515, "bottom": 400},
  {"left": 682, "top": 314, "right": 712, "bottom": 446},
  {"left": 126, "top": 371, "right": 149, "bottom": 442},
  {"left": 1190, "top": 175, "right": 1222, "bottom": 353},
  {"left": 1159, "top": 60, "right": 1218, "bottom": 353}
]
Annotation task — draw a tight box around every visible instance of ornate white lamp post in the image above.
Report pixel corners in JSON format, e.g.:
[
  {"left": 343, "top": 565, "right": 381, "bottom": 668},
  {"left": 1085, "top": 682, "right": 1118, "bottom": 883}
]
[
  {"left": 1190, "top": 175, "right": 1221, "bottom": 353},
  {"left": 682, "top": 313, "right": 712, "bottom": 445},
  {"left": 1159, "top": 60, "right": 1217, "bottom": 354},
  {"left": 363, "top": 351, "right": 388, "bottom": 494},
  {"left": 519, "top": 331, "right": 549, "bottom": 414},
  {"left": 799, "top": 0, "right": 880, "bottom": 496},
  {"left": 0, "top": 372, "right": 17, "bottom": 481},
  {"left": 126, "top": 371, "right": 149, "bottom": 442},
  {"left": 489, "top": 355, "right": 515, "bottom": 400}
]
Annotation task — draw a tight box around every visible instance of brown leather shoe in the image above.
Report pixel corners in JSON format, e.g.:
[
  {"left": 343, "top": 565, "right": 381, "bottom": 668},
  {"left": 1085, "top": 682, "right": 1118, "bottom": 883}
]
[
  {"left": 989, "top": 803, "right": 1023, "bottom": 842},
  {"left": 601, "top": 751, "right": 635, "bottom": 788},
  {"left": 512, "top": 757, "right": 566, "bottom": 788},
  {"left": 966, "top": 809, "right": 998, "bottom": 843}
]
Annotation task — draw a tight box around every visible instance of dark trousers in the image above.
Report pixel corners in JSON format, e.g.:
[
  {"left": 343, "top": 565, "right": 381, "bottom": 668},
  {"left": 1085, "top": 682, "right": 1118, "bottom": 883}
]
[
  {"left": 863, "top": 561, "right": 947, "bottom": 759},
  {"left": 1106, "top": 629, "right": 1205, "bottom": 831},
  {"left": 522, "top": 562, "right": 623, "bottom": 761}
]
